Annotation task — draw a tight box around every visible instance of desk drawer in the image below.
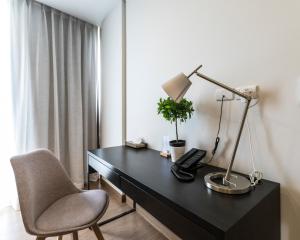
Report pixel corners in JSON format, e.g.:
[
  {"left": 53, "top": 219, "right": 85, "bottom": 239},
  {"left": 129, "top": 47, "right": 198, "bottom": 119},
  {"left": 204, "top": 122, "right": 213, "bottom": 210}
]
[
  {"left": 120, "top": 177, "right": 216, "bottom": 240},
  {"left": 88, "top": 155, "right": 120, "bottom": 188}
]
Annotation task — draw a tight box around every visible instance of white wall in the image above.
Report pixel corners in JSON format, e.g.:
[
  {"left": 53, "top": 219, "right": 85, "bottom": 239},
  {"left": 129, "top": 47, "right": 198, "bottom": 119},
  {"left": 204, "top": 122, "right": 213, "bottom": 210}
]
[
  {"left": 126, "top": 0, "right": 300, "bottom": 239},
  {"left": 100, "top": 0, "right": 124, "bottom": 147}
]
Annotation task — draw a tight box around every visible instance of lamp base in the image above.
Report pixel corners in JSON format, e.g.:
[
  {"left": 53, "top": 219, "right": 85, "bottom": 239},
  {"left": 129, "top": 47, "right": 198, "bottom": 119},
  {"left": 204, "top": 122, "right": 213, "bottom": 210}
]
[{"left": 204, "top": 172, "right": 251, "bottom": 194}]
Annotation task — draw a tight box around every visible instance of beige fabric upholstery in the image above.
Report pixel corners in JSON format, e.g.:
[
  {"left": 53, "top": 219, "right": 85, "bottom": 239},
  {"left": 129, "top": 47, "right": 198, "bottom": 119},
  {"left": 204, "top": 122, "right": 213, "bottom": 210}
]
[
  {"left": 11, "top": 149, "right": 109, "bottom": 237},
  {"left": 36, "top": 190, "right": 107, "bottom": 232}
]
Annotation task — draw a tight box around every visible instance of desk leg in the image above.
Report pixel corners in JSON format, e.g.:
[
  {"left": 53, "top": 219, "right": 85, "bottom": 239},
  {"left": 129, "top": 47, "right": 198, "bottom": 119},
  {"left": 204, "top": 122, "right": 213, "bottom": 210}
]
[
  {"left": 98, "top": 198, "right": 136, "bottom": 227},
  {"left": 87, "top": 155, "right": 90, "bottom": 190},
  {"left": 87, "top": 168, "right": 90, "bottom": 190},
  {"left": 121, "top": 193, "right": 126, "bottom": 203}
]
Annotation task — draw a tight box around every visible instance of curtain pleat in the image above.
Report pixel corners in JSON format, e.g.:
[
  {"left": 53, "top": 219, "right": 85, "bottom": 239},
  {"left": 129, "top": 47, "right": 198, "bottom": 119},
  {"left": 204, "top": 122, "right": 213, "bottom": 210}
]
[{"left": 10, "top": 0, "right": 99, "bottom": 187}]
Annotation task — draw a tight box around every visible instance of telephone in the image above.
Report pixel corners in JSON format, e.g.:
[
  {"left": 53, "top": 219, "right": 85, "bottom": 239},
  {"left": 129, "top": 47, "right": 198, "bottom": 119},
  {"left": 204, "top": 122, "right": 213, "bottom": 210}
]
[{"left": 171, "top": 148, "right": 206, "bottom": 182}]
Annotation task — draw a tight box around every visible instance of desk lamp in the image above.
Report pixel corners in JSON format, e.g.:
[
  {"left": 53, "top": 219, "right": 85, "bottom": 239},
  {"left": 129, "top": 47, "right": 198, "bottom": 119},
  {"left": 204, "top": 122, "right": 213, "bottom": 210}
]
[{"left": 162, "top": 65, "right": 252, "bottom": 194}]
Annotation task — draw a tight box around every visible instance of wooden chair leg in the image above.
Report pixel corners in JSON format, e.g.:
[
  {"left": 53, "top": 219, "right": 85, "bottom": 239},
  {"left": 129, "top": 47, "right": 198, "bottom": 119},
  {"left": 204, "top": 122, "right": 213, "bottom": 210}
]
[
  {"left": 92, "top": 224, "right": 104, "bottom": 240},
  {"left": 36, "top": 237, "right": 46, "bottom": 240},
  {"left": 72, "top": 232, "right": 79, "bottom": 240},
  {"left": 58, "top": 236, "right": 63, "bottom": 240}
]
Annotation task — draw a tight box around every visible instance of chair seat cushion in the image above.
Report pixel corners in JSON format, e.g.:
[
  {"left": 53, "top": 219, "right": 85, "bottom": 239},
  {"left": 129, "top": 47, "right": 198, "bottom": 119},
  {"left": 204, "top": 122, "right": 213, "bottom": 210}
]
[{"left": 36, "top": 190, "right": 108, "bottom": 232}]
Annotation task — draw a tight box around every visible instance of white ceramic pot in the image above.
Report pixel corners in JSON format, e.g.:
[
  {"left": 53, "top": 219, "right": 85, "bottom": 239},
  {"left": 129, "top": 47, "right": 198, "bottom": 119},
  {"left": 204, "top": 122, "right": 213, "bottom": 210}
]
[{"left": 169, "top": 140, "right": 186, "bottom": 162}]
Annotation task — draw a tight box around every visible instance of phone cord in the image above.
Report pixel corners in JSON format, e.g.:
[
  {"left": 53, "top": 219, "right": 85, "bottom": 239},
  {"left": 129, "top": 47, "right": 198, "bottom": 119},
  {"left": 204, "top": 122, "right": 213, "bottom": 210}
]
[{"left": 209, "top": 95, "right": 225, "bottom": 163}]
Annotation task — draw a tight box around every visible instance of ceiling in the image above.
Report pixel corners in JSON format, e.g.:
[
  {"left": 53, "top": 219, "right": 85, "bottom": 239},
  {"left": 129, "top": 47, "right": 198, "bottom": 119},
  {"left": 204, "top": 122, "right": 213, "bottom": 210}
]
[{"left": 36, "top": 0, "right": 120, "bottom": 25}]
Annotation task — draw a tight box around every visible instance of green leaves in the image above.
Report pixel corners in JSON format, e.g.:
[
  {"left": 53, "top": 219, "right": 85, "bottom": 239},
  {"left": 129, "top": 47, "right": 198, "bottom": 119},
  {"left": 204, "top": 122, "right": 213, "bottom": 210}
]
[{"left": 157, "top": 97, "right": 194, "bottom": 124}]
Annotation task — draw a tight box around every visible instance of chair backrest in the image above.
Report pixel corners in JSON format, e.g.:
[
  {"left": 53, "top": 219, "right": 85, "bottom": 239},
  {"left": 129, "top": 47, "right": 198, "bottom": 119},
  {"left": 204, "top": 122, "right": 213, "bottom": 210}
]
[{"left": 10, "top": 149, "right": 80, "bottom": 234}]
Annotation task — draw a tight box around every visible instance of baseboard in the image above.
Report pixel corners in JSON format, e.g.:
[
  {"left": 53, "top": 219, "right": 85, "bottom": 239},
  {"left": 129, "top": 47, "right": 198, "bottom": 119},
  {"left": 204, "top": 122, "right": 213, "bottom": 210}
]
[{"left": 100, "top": 178, "right": 181, "bottom": 240}]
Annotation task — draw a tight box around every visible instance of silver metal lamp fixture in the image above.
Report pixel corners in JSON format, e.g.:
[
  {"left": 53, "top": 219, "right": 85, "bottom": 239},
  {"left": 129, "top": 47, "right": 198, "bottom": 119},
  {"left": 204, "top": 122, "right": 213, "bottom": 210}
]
[{"left": 162, "top": 65, "right": 252, "bottom": 194}]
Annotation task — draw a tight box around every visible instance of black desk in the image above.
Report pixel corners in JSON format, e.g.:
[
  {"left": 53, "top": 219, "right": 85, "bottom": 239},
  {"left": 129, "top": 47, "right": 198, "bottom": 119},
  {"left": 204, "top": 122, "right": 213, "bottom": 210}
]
[{"left": 88, "top": 146, "right": 280, "bottom": 240}]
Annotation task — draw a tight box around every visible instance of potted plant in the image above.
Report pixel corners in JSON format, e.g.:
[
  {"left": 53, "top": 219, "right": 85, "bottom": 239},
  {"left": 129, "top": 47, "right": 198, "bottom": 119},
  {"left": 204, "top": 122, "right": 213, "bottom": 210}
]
[{"left": 157, "top": 97, "right": 194, "bottom": 162}]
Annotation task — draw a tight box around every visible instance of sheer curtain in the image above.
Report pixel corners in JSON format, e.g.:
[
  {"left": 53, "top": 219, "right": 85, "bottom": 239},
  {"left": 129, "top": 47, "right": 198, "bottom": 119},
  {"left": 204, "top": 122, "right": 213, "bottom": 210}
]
[
  {"left": 0, "top": 0, "right": 16, "bottom": 209},
  {"left": 10, "top": 0, "right": 100, "bottom": 188}
]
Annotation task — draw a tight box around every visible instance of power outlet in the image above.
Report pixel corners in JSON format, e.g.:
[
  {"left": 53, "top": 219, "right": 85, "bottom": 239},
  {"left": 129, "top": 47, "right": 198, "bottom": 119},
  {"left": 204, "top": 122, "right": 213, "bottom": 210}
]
[
  {"left": 235, "top": 85, "right": 259, "bottom": 100},
  {"left": 215, "top": 88, "right": 234, "bottom": 101}
]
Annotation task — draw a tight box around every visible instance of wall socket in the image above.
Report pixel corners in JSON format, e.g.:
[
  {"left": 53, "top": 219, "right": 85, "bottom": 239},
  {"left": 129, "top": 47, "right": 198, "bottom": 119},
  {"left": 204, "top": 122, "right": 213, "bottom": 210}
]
[
  {"left": 235, "top": 85, "right": 259, "bottom": 100},
  {"left": 215, "top": 85, "right": 259, "bottom": 101}
]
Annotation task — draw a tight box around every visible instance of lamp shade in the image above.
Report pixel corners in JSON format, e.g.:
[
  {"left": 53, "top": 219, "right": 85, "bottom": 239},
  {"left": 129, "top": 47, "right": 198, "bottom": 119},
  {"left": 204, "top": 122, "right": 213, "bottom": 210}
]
[{"left": 162, "top": 73, "right": 192, "bottom": 102}]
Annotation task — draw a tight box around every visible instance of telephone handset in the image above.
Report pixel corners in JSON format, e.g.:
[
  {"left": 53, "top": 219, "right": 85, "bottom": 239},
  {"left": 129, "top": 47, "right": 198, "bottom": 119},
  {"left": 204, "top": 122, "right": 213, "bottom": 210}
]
[{"left": 171, "top": 148, "right": 206, "bottom": 182}]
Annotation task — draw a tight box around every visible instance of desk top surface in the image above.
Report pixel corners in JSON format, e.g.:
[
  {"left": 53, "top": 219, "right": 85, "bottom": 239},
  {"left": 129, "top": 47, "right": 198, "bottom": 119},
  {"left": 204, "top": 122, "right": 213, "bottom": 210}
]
[{"left": 88, "top": 146, "right": 279, "bottom": 232}]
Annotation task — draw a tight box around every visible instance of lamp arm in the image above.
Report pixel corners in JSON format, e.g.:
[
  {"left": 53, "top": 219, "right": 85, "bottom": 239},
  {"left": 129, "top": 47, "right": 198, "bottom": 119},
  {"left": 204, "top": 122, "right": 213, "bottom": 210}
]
[
  {"left": 194, "top": 72, "right": 251, "bottom": 101},
  {"left": 187, "top": 65, "right": 203, "bottom": 78},
  {"left": 224, "top": 99, "right": 251, "bottom": 181},
  {"left": 190, "top": 69, "right": 252, "bottom": 181}
]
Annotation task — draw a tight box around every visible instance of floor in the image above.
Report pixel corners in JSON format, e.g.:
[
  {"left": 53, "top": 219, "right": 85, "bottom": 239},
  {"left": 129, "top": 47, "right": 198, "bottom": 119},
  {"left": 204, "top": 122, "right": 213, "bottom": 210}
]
[{"left": 0, "top": 182, "right": 168, "bottom": 240}]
